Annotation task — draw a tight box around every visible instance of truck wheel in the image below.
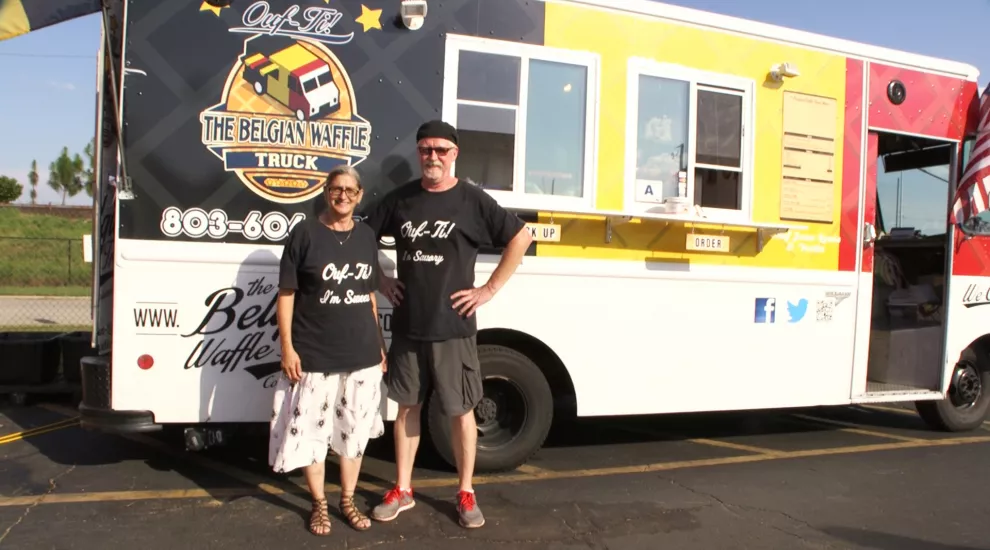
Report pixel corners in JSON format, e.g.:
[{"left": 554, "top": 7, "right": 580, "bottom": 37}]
[
  {"left": 425, "top": 344, "right": 553, "bottom": 473},
  {"left": 916, "top": 355, "right": 990, "bottom": 432}
]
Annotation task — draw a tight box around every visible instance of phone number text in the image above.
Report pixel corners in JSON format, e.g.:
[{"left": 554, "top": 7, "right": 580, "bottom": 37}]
[{"left": 160, "top": 207, "right": 306, "bottom": 241}]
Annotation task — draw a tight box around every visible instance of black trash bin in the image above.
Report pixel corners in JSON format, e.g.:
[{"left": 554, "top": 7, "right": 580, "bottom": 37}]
[
  {"left": 0, "top": 332, "right": 61, "bottom": 385},
  {"left": 60, "top": 331, "right": 95, "bottom": 383}
]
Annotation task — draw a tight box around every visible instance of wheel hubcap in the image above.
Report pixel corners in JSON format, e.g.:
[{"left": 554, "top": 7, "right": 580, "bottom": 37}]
[
  {"left": 475, "top": 376, "right": 527, "bottom": 451},
  {"left": 476, "top": 397, "right": 497, "bottom": 424},
  {"left": 949, "top": 363, "right": 982, "bottom": 409}
]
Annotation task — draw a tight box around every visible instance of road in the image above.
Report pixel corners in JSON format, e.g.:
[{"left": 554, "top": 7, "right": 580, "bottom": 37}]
[
  {"left": 0, "top": 296, "right": 89, "bottom": 328},
  {"left": 0, "top": 398, "right": 988, "bottom": 549}
]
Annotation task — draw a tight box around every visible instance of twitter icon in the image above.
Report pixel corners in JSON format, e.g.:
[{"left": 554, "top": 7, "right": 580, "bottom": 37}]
[{"left": 786, "top": 299, "right": 808, "bottom": 323}]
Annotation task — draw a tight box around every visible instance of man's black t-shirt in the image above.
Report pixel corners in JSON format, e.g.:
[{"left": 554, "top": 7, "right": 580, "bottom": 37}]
[
  {"left": 278, "top": 218, "right": 382, "bottom": 373},
  {"left": 363, "top": 179, "right": 526, "bottom": 341}
]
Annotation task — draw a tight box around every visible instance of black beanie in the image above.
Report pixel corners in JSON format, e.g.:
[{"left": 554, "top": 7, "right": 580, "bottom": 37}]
[{"left": 416, "top": 120, "right": 458, "bottom": 145}]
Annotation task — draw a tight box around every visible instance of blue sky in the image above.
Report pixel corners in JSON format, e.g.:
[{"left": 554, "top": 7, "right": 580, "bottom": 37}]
[{"left": 1, "top": 0, "right": 987, "bottom": 216}]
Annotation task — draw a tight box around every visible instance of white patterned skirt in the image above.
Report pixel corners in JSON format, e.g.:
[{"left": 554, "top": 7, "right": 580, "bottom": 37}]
[{"left": 268, "top": 362, "right": 387, "bottom": 473}]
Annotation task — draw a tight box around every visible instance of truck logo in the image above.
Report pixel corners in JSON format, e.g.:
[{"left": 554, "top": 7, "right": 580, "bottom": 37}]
[
  {"left": 229, "top": 1, "right": 356, "bottom": 45},
  {"left": 199, "top": 31, "right": 371, "bottom": 204},
  {"left": 962, "top": 284, "right": 990, "bottom": 308},
  {"left": 182, "top": 276, "right": 281, "bottom": 381}
]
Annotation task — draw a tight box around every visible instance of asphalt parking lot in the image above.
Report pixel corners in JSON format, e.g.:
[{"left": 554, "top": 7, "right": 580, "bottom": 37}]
[{"left": 1, "top": 398, "right": 989, "bottom": 550}]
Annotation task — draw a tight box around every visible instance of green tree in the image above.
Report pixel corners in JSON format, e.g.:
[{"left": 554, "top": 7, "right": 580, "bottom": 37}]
[
  {"left": 48, "top": 146, "right": 84, "bottom": 205},
  {"left": 0, "top": 175, "right": 23, "bottom": 204},
  {"left": 82, "top": 139, "right": 95, "bottom": 197},
  {"left": 28, "top": 160, "right": 38, "bottom": 204}
]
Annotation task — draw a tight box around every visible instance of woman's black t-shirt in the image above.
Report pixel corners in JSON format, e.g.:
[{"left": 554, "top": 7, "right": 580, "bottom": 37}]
[{"left": 278, "top": 218, "right": 382, "bottom": 374}]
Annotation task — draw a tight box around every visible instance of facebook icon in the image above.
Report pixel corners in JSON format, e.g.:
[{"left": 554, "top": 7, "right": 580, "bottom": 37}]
[{"left": 754, "top": 298, "right": 776, "bottom": 323}]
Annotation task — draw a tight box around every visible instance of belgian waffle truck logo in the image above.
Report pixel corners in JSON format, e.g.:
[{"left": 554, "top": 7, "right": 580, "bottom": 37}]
[{"left": 200, "top": 29, "right": 371, "bottom": 204}]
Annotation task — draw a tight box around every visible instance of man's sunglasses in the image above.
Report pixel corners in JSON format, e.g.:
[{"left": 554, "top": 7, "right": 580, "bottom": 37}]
[{"left": 418, "top": 146, "right": 455, "bottom": 157}]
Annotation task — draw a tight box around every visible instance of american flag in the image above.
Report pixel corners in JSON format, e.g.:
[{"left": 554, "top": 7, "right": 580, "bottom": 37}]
[{"left": 953, "top": 87, "right": 990, "bottom": 224}]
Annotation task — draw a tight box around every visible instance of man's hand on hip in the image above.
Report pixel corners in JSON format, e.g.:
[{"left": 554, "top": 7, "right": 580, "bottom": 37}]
[
  {"left": 379, "top": 274, "right": 405, "bottom": 306},
  {"left": 451, "top": 284, "right": 494, "bottom": 318}
]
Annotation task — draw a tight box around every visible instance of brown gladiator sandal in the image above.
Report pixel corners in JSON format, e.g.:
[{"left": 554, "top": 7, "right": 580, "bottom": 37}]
[
  {"left": 310, "top": 497, "right": 331, "bottom": 536},
  {"left": 340, "top": 494, "right": 371, "bottom": 531}
]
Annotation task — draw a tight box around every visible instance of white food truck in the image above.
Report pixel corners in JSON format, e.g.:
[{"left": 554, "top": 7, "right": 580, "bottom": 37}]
[{"left": 33, "top": 0, "right": 990, "bottom": 472}]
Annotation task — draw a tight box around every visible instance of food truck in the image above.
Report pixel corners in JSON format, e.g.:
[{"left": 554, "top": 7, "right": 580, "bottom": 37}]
[{"left": 10, "top": 0, "right": 989, "bottom": 472}]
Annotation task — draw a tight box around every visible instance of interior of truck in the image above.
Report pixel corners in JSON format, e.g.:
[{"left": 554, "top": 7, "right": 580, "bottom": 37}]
[{"left": 866, "top": 131, "right": 956, "bottom": 393}]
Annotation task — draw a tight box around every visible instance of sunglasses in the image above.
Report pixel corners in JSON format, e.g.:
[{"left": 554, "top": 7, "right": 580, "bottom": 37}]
[{"left": 418, "top": 146, "right": 455, "bottom": 157}]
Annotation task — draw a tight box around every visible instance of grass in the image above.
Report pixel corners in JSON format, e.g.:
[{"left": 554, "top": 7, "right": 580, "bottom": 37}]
[
  {"left": 0, "top": 206, "right": 92, "bottom": 238},
  {"left": 2, "top": 325, "right": 90, "bottom": 333},
  {"left": 0, "top": 207, "right": 93, "bottom": 294},
  {"left": 0, "top": 286, "right": 90, "bottom": 297}
]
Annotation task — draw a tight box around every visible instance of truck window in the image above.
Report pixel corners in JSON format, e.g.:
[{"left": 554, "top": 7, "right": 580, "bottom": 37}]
[
  {"left": 962, "top": 136, "right": 974, "bottom": 168},
  {"left": 876, "top": 137, "right": 952, "bottom": 238},
  {"left": 443, "top": 38, "right": 599, "bottom": 209},
  {"left": 956, "top": 136, "right": 990, "bottom": 234}
]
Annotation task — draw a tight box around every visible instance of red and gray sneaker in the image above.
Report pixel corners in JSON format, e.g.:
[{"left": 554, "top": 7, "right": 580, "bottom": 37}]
[
  {"left": 457, "top": 490, "right": 485, "bottom": 528},
  {"left": 371, "top": 486, "right": 415, "bottom": 522}
]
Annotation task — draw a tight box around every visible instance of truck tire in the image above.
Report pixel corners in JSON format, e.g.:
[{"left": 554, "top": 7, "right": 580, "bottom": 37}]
[
  {"left": 916, "top": 352, "right": 990, "bottom": 432},
  {"left": 424, "top": 344, "right": 553, "bottom": 473}
]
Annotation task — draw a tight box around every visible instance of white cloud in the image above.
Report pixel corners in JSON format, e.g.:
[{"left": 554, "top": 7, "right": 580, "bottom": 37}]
[
  {"left": 644, "top": 116, "right": 675, "bottom": 143},
  {"left": 46, "top": 80, "right": 77, "bottom": 92},
  {"left": 637, "top": 154, "right": 680, "bottom": 180}
]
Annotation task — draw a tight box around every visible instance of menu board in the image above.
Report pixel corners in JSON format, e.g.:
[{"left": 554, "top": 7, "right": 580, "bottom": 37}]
[{"left": 780, "top": 92, "right": 837, "bottom": 223}]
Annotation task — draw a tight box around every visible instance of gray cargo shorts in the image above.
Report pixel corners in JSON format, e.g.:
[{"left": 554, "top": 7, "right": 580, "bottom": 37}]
[{"left": 385, "top": 333, "right": 483, "bottom": 417}]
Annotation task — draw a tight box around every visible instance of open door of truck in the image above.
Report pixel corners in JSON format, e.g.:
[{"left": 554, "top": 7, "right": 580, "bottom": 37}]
[
  {"left": 930, "top": 89, "right": 990, "bottom": 429},
  {"left": 90, "top": 1, "right": 126, "bottom": 354}
]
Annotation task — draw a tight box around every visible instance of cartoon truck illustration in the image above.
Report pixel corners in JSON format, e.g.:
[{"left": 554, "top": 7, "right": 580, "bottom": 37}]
[{"left": 241, "top": 40, "right": 340, "bottom": 122}]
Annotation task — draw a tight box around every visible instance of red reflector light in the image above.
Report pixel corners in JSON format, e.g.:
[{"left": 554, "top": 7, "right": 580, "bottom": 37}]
[{"left": 137, "top": 354, "right": 154, "bottom": 370}]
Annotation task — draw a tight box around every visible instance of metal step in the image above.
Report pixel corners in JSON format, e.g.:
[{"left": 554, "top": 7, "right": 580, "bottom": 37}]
[{"left": 866, "top": 381, "right": 931, "bottom": 394}]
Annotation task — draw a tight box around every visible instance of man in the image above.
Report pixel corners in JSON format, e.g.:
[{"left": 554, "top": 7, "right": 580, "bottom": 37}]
[{"left": 361, "top": 120, "right": 533, "bottom": 529}]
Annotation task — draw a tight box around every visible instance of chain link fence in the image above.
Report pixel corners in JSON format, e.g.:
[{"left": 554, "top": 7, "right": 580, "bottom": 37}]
[{"left": 0, "top": 237, "right": 92, "bottom": 332}]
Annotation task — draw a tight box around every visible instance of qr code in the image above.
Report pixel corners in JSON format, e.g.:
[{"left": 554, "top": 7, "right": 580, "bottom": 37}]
[{"left": 816, "top": 299, "right": 835, "bottom": 322}]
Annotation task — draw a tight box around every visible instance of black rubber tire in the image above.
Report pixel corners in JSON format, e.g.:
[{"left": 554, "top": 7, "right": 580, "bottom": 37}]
[
  {"left": 916, "top": 353, "right": 990, "bottom": 432},
  {"left": 424, "top": 344, "right": 553, "bottom": 473}
]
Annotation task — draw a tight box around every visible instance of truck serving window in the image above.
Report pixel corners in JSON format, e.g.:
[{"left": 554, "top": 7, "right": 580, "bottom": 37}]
[
  {"left": 624, "top": 58, "right": 755, "bottom": 221},
  {"left": 442, "top": 36, "right": 599, "bottom": 211}
]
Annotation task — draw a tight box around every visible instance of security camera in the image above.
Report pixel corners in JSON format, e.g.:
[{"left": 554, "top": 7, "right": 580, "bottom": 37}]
[
  {"left": 770, "top": 62, "right": 800, "bottom": 82},
  {"left": 400, "top": 0, "right": 427, "bottom": 31},
  {"left": 778, "top": 62, "right": 800, "bottom": 78}
]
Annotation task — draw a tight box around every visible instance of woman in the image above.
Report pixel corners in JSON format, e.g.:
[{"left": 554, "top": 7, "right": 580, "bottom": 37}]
[{"left": 269, "top": 165, "right": 388, "bottom": 536}]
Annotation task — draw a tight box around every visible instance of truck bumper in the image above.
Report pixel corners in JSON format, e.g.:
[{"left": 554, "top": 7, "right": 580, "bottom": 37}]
[{"left": 79, "top": 355, "right": 161, "bottom": 433}]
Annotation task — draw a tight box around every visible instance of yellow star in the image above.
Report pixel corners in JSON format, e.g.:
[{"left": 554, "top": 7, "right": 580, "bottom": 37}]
[
  {"left": 199, "top": 1, "right": 225, "bottom": 16},
  {"left": 355, "top": 4, "right": 382, "bottom": 32}
]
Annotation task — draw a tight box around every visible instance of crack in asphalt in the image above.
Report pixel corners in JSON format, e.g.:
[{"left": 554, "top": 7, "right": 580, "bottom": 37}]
[
  {"left": 388, "top": 499, "right": 607, "bottom": 549},
  {"left": 350, "top": 539, "right": 412, "bottom": 550},
  {"left": 567, "top": 502, "right": 606, "bottom": 549},
  {"left": 657, "top": 474, "right": 838, "bottom": 548},
  {"left": 0, "top": 465, "right": 76, "bottom": 547},
  {"left": 553, "top": 501, "right": 606, "bottom": 549}
]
